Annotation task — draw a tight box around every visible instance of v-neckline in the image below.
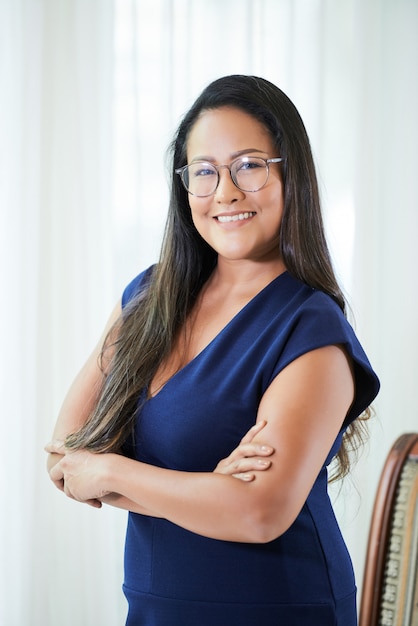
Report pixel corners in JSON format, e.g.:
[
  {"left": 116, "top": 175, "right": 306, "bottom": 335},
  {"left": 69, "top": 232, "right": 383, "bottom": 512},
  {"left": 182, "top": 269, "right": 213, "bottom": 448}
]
[{"left": 147, "top": 270, "right": 288, "bottom": 400}]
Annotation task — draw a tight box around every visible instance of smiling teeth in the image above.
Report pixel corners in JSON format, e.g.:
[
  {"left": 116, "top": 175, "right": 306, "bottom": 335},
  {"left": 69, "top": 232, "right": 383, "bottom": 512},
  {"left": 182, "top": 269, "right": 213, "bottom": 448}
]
[{"left": 217, "top": 212, "right": 255, "bottom": 223}]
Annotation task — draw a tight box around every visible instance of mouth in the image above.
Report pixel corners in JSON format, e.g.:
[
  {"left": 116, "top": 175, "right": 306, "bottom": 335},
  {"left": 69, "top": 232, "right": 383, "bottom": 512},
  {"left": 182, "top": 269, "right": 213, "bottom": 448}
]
[{"left": 215, "top": 211, "right": 256, "bottom": 223}]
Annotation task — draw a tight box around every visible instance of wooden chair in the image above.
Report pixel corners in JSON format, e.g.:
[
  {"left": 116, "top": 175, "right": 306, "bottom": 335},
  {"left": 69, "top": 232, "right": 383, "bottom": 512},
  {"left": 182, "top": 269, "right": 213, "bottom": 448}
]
[{"left": 359, "top": 433, "right": 418, "bottom": 626}]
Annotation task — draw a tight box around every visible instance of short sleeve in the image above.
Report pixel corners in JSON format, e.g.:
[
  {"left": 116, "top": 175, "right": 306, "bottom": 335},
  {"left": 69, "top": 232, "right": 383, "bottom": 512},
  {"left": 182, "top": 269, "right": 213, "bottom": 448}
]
[
  {"left": 270, "top": 292, "right": 380, "bottom": 425},
  {"left": 121, "top": 265, "right": 155, "bottom": 309}
]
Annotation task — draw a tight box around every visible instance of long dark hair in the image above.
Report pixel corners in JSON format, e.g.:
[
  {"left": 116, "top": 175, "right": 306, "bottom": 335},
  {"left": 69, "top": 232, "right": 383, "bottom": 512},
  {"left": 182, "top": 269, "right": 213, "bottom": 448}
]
[{"left": 66, "top": 75, "right": 369, "bottom": 480}]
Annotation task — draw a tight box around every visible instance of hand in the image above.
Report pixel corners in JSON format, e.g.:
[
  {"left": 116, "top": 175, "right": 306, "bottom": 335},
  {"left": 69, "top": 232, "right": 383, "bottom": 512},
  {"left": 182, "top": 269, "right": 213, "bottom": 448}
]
[
  {"left": 214, "top": 420, "right": 274, "bottom": 482},
  {"left": 45, "top": 440, "right": 109, "bottom": 508},
  {"left": 45, "top": 439, "right": 67, "bottom": 492}
]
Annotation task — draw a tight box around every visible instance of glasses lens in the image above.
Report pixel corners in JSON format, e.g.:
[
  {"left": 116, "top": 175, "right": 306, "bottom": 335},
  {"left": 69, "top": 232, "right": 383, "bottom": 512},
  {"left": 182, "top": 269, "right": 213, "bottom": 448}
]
[
  {"left": 183, "top": 162, "right": 218, "bottom": 196},
  {"left": 232, "top": 157, "right": 269, "bottom": 192}
]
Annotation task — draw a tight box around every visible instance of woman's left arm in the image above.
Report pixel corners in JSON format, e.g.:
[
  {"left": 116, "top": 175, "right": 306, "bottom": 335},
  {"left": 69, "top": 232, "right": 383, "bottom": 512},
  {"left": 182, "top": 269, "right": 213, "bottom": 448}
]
[
  {"left": 48, "top": 345, "right": 354, "bottom": 543},
  {"left": 45, "top": 420, "right": 274, "bottom": 512}
]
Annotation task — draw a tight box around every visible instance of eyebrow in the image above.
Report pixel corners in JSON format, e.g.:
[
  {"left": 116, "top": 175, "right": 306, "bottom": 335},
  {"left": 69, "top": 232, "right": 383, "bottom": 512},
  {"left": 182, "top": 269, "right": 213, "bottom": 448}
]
[{"left": 190, "top": 148, "right": 268, "bottom": 163}]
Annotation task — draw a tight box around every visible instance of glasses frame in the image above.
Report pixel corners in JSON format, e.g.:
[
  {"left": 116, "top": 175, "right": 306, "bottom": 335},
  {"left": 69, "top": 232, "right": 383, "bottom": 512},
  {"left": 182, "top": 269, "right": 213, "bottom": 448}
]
[{"left": 175, "top": 156, "right": 284, "bottom": 197}]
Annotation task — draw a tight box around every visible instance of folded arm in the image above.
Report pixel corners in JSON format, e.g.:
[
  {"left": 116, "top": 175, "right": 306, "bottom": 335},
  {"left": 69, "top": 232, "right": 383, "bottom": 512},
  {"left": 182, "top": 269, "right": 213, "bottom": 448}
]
[
  {"left": 49, "top": 344, "right": 354, "bottom": 543},
  {"left": 46, "top": 303, "right": 274, "bottom": 513}
]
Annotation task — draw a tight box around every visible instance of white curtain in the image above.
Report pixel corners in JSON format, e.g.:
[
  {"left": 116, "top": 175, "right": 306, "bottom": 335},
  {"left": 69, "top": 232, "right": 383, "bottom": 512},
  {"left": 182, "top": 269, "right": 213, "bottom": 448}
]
[
  {"left": 1, "top": 1, "right": 417, "bottom": 624},
  {"left": 0, "top": 2, "right": 125, "bottom": 625}
]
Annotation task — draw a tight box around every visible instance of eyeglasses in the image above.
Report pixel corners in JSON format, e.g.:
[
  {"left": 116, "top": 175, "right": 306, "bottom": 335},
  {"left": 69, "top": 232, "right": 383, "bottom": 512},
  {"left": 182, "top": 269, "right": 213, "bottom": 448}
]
[{"left": 175, "top": 156, "right": 284, "bottom": 197}]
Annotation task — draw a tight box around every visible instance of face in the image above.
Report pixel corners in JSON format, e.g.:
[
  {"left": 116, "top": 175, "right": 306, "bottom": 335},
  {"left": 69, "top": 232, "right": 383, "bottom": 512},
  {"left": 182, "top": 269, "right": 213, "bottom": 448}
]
[{"left": 185, "top": 106, "right": 284, "bottom": 266}]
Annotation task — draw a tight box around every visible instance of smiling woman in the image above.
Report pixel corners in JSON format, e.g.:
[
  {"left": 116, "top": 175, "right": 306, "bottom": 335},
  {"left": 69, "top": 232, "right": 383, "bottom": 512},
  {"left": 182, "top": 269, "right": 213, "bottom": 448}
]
[
  {"left": 183, "top": 106, "right": 286, "bottom": 266},
  {"left": 3, "top": 0, "right": 417, "bottom": 624},
  {"left": 46, "top": 75, "right": 379, "bottom": 626}
]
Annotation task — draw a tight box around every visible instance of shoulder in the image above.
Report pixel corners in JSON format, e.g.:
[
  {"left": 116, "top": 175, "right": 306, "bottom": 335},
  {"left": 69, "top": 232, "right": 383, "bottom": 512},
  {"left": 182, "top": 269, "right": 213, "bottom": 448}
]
[
  {"left": 269, "top": 272, "right": 349, "bottom": 338},
  {"left": 121, "top": 265, "right": 156, "bottom": 309},
  {"left": 268, "top": 273, "right": 380, "bottom": 421}
]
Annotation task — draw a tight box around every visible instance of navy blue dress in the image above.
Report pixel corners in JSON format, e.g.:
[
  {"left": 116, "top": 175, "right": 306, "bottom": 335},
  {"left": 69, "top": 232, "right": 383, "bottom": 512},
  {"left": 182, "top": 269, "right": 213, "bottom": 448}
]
[{"left": 121, "top": 269, "right": 380, "bottom": 626}]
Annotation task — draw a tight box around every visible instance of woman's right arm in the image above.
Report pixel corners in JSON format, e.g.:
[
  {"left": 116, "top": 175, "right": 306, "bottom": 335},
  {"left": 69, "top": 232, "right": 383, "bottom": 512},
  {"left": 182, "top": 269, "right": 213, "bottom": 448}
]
[
  {"left": 46, "top": 301, "right": 122, "bottom": 480},
  {"left": 46, "top": 301, "right": 274, "bottom": 503}
]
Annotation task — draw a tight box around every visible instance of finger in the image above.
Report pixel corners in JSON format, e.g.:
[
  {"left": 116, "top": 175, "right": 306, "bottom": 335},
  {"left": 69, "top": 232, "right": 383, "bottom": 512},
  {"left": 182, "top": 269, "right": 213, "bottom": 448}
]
[
  {"left": 63, "top": 482, "right": 75, "bottom": 501},
  {"left": 218, "top": 457, "right": 272, "bottom": 475},
  {"left": 232, "top": 457, "right": 272, "bottom": 472},
  {"left": 232, "top": 472, "right": 255, "bottom": 482},
  {"left": 239, "top": 420, "right": 267, "bottom": 445},
  {"left": 49, "top": 462, "right": 64, "bottom": 484},
  {"left": 51, "top": 478, "right": 65, "bottom": 492},
  {"left": 239, "top": 442, "right": 274, "bottom": 457},
  {"left": 224, "top": 442, "right": 274, "bottom": 466},
  {"left": 44, "top": 440, "right": 66, "bottom": 455},
  {"left": 85, "top": 499, "right": 103, "bottom": 509}
]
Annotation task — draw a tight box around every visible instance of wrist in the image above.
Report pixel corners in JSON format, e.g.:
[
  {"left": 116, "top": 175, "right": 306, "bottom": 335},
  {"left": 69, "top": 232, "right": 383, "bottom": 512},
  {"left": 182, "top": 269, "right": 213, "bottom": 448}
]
[{"left": 99, "top": 452, "right": 120, "bottom": 495}]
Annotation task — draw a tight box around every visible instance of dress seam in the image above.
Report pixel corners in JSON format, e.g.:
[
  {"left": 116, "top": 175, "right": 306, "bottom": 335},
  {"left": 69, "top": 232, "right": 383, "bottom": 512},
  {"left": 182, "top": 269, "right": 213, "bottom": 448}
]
[
  {"left": 305, "top": 499, "right": 357, "bottom": 603},
  {"left": 122, "top": 583, "right": 334, "bottom": 607}
]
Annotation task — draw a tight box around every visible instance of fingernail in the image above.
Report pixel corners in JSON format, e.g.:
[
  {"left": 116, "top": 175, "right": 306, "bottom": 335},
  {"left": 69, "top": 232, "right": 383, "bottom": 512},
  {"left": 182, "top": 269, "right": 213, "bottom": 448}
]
[
  {"left": 261, "top": 445, "right": 273, "bottom": 453},
  {"left": 257, "top": 459, "right": 270, "bottom": 467}
]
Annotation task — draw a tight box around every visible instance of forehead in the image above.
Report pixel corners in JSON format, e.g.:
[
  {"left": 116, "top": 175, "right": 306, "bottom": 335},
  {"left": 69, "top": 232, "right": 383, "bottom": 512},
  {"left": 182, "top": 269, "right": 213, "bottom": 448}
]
[{"left": 186, "top": 106, "right": 274, "bottom": 160}]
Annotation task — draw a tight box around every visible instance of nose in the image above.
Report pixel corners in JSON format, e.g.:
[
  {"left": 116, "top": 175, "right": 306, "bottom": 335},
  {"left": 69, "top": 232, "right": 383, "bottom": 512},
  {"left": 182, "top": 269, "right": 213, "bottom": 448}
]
[{"left": 214, "top": 166, "right": 245, "bottom": 203}]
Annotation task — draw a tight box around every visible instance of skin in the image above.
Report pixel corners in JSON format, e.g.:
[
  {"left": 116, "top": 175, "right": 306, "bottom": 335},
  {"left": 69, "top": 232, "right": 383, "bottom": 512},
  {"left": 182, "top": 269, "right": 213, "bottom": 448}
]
[
  {"left": 187, "top": 107, "right": 285, "bottom": 266},
  {"left": 46, "top": 106, "right": 355, "bottom": 543}
]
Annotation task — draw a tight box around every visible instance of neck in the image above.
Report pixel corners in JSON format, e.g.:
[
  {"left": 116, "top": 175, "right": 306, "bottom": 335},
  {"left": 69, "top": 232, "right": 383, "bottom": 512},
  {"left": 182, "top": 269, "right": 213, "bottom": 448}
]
[{"left": 209, "top": 257, "right": 287, "bottom": 293}]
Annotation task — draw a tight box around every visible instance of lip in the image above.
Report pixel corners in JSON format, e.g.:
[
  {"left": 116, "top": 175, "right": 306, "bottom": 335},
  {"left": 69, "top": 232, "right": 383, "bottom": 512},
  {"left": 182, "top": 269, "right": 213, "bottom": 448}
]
[{"left": 214, "top": 211, "right": 256, "bottom": 224}]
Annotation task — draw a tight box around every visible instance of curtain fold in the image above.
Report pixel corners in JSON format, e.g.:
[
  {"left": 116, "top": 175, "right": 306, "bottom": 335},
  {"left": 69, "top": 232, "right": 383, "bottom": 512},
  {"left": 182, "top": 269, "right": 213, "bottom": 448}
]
[
  {"left": 1, "top": 1, "right": 417, "bottom": 624},
  {"left": 1, "top": 2, "right": 126, "bottom": 625}
]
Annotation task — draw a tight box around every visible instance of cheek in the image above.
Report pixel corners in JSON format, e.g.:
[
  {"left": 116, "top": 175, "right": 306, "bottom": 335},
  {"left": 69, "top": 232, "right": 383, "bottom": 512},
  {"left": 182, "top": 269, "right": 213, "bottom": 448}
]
[
  {"left": 258, "top": 186, "right": 284, "bottom": 217},
  {"left": 268, "top": 186, "right": 285, "bottom": 219},
  {"left": 189, "top": 199, "right": 210, "bottom": 226}
]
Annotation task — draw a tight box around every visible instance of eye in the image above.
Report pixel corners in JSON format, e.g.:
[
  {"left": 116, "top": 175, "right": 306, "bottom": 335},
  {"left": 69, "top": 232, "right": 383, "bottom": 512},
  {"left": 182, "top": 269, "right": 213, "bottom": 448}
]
[
  {"left": 191, "top": 163, "right": 217, "bottom": 178},
  {"left": 236, "top": 157, "right": 265, "bottom": 172}
]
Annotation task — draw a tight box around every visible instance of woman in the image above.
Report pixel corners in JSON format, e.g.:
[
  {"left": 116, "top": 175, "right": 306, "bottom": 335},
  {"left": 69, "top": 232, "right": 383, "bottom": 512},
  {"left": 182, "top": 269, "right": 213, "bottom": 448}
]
[{"left": 46, "top": 75, "right": 380, "bottom": 625}]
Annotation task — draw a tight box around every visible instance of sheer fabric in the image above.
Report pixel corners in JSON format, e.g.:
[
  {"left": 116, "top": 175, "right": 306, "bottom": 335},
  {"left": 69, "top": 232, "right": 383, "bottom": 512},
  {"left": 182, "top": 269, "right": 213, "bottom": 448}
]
[{"left": 1, "top": 1, "right": 417, "bottom": 624}]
